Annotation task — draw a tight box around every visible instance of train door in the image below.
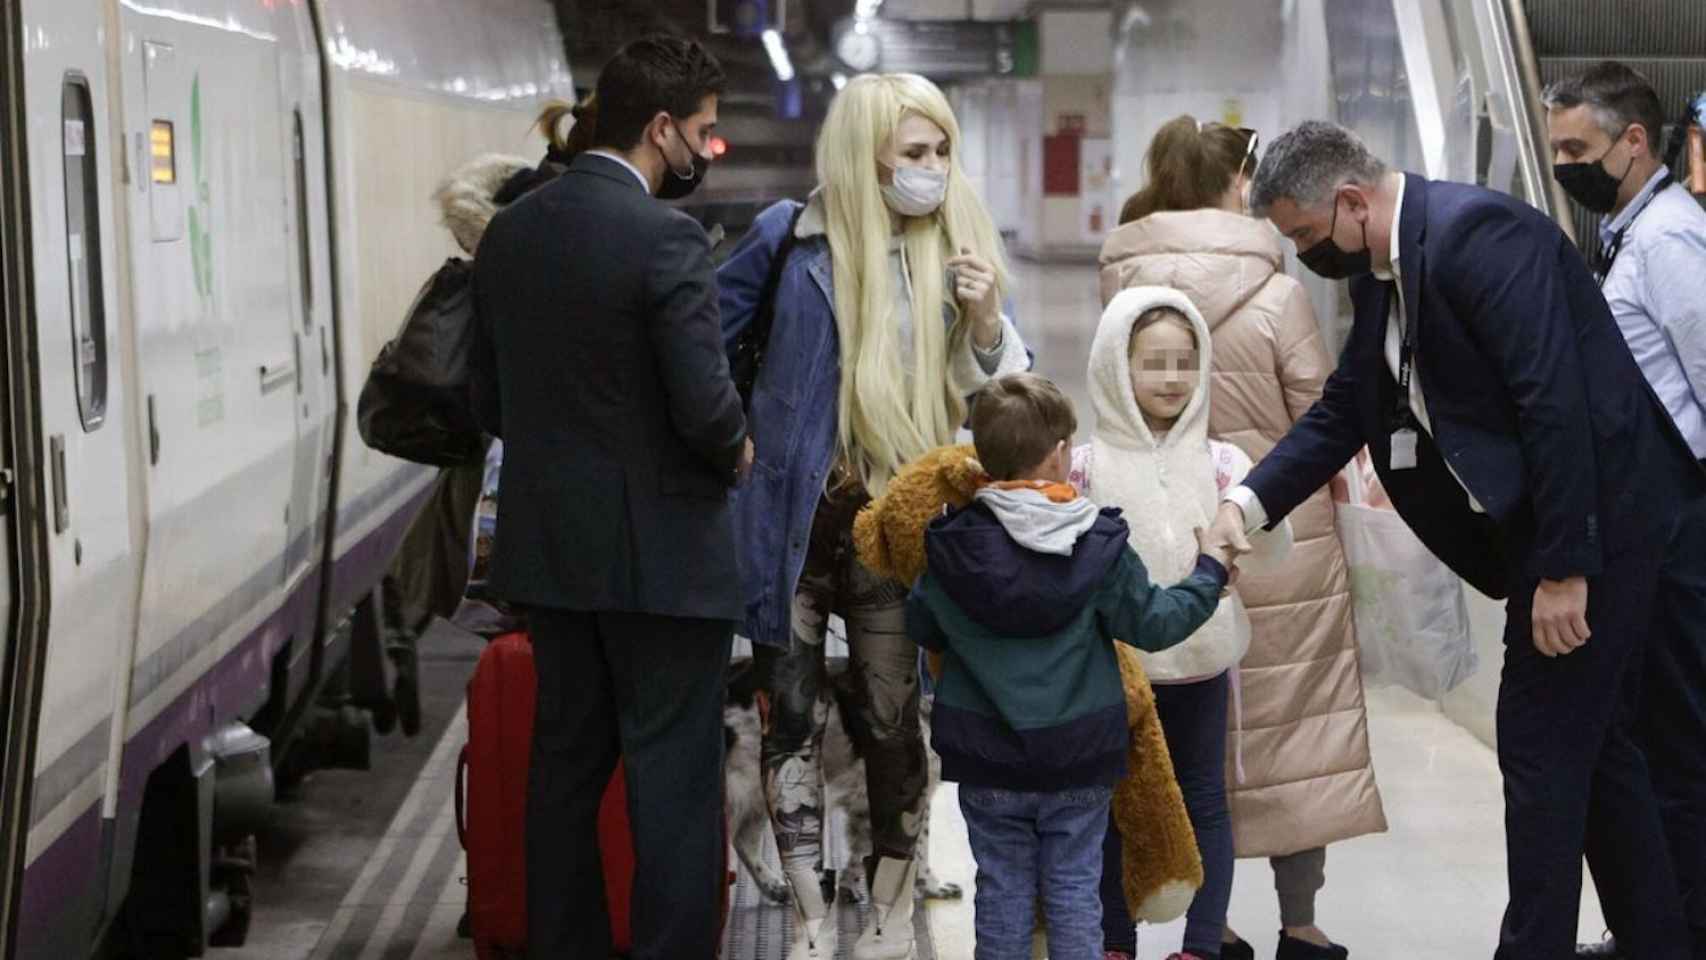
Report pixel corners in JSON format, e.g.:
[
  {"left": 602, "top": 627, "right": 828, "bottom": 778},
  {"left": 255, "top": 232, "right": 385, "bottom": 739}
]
[
  {"left": 10, "top": 0, "right": 143, "bottom": 956},
  {"left": 0, "top": 2, "right": 52, "bottom": 955},
  {"left": 280, "top": 95, "right": 335, "bottom": 639},
  {"left": 120, "top": 17, "right": 298, "bottom": 711}
]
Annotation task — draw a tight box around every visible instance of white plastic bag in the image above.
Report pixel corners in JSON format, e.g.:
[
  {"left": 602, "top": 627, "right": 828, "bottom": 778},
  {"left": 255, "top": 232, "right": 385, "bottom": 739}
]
[{"left": 1334, "top": 450, "right": 1477, "bottom": 699}]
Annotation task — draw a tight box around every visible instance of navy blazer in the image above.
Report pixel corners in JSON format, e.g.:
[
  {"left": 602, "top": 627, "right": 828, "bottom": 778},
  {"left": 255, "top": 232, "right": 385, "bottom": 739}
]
[
  {"left": 473, "top": 153, "right": 748, "bottom": 619},
  {"left": 1244, "top": 174, "right": 1698, "bottom": 599}
]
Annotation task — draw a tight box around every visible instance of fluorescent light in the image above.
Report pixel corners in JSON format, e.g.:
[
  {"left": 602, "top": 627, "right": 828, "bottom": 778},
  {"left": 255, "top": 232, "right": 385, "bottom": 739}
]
[
  {"left": 761, "top": 29, "right": 795, "bottom": 83},
  {"left": 855, "top": 0, "right": 884, "bottom": 19},
  {"left": 831, "top": 73, "right": 848, "bottom": 90}
]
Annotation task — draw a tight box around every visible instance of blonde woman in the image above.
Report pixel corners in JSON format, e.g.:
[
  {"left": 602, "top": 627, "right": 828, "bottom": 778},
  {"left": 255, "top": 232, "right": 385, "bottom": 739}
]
[{"left": 718, "top": 73, "right": 1029, "bottom": 960}]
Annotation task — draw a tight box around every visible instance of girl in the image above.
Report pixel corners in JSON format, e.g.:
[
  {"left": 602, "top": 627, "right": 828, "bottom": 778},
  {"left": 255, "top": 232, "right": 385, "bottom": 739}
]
[
  {"left": 1100, "top": 115, "right": 1385, "bottom": 960},
  {"left": 1069, "top": 286, "right": 1290, "bottom": 960},
  {"left": 717, "top": 73, "right": 1030, "bottom": 960}
]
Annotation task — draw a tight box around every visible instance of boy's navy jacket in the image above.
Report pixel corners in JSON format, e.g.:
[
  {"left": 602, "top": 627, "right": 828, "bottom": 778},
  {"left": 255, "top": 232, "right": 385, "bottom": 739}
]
[{"left": 906, "top": 501, "right": 1226, "bottom": 791}]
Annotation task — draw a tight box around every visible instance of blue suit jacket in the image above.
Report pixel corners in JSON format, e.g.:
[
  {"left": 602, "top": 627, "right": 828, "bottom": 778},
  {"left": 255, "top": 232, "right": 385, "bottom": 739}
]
[{"left": 1245, "top": 175, "right": 1699, "bottom": 599}]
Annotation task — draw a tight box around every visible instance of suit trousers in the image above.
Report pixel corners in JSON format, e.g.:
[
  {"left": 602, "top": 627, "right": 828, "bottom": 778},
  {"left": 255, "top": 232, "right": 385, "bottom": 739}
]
[
  {"left": 1496, "top": 531, "right": 1688, "bottom": 960},
  {"left": 524, "top": 607, "right": 732, "bottom": 960},
  {"left": 1594, "top": 493, "right": 1706, "bottom": 959}
]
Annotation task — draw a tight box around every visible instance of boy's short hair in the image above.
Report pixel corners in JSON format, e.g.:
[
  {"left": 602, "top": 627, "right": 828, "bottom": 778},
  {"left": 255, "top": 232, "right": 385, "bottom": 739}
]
[{"left": 971, "top": 373, "right": 1078, "bottom": 481}]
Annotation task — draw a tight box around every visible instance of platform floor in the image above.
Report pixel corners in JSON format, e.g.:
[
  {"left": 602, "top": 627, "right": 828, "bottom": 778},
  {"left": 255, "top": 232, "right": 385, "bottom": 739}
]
[
  {"left": 243, "top": 261, "right": 1614, "bottom": 959},
  {"left": 265, "top": 684, "right": 1610, "bottom": 960}
]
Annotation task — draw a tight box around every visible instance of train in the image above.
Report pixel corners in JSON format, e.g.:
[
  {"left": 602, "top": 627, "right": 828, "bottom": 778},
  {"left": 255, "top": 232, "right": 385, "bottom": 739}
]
[{"left": 0, "top": 0, "right": 571, "bottom": 956}]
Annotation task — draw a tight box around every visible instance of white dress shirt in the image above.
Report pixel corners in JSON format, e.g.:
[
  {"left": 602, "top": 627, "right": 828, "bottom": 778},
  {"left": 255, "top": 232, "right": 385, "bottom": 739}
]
[
  {"left": 586, "top": 150, "right": 652, "bottom": 193},
  {"left": 1226, "top": 174, "right": 1482, "bottom": 532}
]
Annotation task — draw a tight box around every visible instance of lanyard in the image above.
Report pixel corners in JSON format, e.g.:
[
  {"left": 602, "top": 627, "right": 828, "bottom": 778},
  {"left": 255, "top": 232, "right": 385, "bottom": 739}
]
[
  {"left": 1393, "top": 292, "right": 1419, "bottom": 430},
  {"left": 1598, "top": 173, "right": 1674, "bottom": 283}
]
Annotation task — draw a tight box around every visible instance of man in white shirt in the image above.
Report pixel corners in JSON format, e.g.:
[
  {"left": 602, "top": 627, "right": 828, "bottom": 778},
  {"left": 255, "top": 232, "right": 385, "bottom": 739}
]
[
  {"left": 1544, "top": 61, "right": 1706, "bottom": 960},
  {"left": 1204, "top": 120, "right": 1703, "bottom": 960}
]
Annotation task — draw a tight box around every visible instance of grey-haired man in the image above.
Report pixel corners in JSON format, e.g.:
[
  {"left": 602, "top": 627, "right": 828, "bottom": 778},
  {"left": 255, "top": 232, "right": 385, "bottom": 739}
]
[{"left": 1203, "top": 120, "right": 1702, "bottom": 960}]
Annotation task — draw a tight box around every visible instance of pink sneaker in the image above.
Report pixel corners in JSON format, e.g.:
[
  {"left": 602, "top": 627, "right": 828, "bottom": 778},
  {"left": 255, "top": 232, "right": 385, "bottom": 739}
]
[{"left": 1104, "top": 953, "right": 1135, "bottom": 960}]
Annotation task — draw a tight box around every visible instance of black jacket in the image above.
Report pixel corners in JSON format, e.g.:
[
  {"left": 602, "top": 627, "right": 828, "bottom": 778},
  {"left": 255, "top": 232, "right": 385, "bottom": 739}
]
[
  {"left": 473, "top": 153, "right": 747, "bottom": 619},
  {"left": 1245, "top": 174, "right": 1701, "bottom": 598}
]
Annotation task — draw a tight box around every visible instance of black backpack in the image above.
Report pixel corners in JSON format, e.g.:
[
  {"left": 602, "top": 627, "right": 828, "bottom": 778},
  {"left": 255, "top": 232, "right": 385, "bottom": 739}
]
[
  {"left": 729, "top": 203, "right": 807, "bottom": 406},
  {"left": 357, "top": 257, "right": 487, "bottom": 466}
]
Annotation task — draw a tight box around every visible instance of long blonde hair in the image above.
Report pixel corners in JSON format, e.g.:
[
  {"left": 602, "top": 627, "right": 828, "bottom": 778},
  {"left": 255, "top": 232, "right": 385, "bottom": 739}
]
[{"left": 816, "top": 73, "right": 1010, "bottom": 494}]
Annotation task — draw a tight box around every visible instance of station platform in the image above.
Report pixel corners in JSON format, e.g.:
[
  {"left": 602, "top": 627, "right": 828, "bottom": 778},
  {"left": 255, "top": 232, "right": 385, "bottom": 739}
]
[
  {"left": 276, "top": 681, "right": 1613, "bottom": 960},
  {"left": 249, "top": 262, "right": 1611, "bottom": 960}
]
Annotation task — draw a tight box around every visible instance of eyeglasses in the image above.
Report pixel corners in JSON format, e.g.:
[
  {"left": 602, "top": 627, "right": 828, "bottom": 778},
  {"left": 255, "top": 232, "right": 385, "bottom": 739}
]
[{"left": 1237, "top": 127, "right": 1260, "bottom": 180}]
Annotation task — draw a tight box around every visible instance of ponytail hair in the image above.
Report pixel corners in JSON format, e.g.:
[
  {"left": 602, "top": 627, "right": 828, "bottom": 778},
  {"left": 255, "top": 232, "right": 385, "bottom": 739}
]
[
  {"left": 1119, "top": 115, "right": 1252, "bottom": 224},
  {"left": 535, "top": 94, "right": 599, "bottom": 164}
]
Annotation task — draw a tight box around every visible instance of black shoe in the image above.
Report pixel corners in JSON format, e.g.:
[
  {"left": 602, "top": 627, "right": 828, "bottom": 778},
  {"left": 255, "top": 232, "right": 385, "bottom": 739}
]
[
  {"left": 1277, "top": 933, "right": 1349, "bottom": 960},
  {"left": 1575, "top": 935, "right": 1620, "bottom": 959},
  {"left": 1221, "top": 937, "right": 1255, "bottom": 960}
]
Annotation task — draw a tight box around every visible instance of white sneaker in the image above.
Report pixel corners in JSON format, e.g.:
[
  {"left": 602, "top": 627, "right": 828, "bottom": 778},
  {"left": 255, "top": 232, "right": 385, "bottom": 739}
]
[
  {"left": 852, "top": 857, "right": 918, "bottom": 960},
  {"left": 786, "top": 867, "right": 838, "bottom": 960}
]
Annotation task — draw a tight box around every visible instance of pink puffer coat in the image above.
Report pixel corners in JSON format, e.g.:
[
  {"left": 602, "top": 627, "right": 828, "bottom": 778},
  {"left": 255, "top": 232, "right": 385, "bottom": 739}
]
[{"left": 1099, "top": 207, "right": 1387, "bottom": 857}]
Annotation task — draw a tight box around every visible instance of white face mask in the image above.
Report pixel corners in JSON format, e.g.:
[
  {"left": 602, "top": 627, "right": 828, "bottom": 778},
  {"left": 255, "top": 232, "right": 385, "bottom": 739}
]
[{"left": 881, "top": 165, "right": 948, "bottom": 217}]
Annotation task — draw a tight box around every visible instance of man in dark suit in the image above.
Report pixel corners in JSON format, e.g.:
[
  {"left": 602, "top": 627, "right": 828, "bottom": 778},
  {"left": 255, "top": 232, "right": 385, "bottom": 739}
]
[
  {"left": 1204, "top": 120, "right": 1702, "bottom": 960},
  {"left": 473, "top": 35, "right": 751, "bottom": 960}
]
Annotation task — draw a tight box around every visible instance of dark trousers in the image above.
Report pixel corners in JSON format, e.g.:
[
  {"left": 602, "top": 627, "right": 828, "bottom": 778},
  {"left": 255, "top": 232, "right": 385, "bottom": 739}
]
[
  {"left": 1101, "top": 672, "right": 1234, "bottom": 959},
  {"left": 524, "top": 608, "right": 732, "bottom": 960},
  {"left": 1496, "top": 537, "right": 1688, "bottom": 960},
  {"left": 1596, "top": 495, "right": 1706, "bottom": 959}
]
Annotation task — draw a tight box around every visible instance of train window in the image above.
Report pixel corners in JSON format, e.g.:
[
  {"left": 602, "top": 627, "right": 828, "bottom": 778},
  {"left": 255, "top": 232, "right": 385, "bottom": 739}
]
[
  {"left": 149, "top": 120, "right": 176, "bottom": 184},
  {"left": 61, "top": 75, "right": 107, "bottom": 432},
  {"left": 292, "top": 109, "right": 312, "bottom": 319}
]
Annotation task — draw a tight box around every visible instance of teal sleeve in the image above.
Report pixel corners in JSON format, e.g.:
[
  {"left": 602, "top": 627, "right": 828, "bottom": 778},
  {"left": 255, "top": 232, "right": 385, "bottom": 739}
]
[
  {"left": 905, "top": 579, "right": 948, "bottom": 653},
  {"left": 1096, "top": 550, "right": 1226, "bottom": 652}
]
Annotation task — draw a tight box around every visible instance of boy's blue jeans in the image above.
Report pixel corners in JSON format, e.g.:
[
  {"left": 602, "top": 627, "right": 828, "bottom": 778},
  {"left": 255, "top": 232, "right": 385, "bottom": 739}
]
[{"left": 959, "top": 784, "right": 1113, "bottom": 960}]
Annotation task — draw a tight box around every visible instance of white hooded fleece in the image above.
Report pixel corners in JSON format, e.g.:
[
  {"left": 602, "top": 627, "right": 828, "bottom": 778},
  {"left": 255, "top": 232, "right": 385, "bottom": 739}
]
[{"left": 1068, "top": 285, "right": 1291, "bottom": 683}]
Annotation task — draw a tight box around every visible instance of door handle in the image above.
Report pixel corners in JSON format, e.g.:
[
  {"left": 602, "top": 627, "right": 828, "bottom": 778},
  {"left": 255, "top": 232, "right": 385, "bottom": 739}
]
[
  {"left": 259, "top": 359, "right": 296, "bottom": 394},
  {"left": 49, "top": 434, "right": 68, "bottom": 534}
]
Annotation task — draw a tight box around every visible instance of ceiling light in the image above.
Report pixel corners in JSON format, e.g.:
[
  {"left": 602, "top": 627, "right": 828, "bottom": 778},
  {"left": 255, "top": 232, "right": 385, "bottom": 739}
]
[
  {"left": 855, "top": 0, "right": 883, "bottom": 20},
  {"left": 831, "top": 73, "right": 848, "bottom": 90},
  {"left": 762, "top": 28, "right": 795, "bottom": 82}
]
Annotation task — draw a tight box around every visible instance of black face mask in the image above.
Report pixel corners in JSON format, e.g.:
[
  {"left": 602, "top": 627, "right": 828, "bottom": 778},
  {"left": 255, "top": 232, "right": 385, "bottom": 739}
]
[
  {"left": 1553, "top": 131, "right": 1633, "bottom": 215},
  {"left": 655, "top": 120, "right": 710, "bottom": 200},
  {"left": 1297, "top": 195, "right": 1373, "bottom": 280}
]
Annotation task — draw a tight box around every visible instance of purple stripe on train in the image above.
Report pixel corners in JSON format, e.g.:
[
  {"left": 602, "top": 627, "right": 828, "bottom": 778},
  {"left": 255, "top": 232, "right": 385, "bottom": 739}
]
[{"left": 13, "top": 483, "right": 432, "bottom": 960}]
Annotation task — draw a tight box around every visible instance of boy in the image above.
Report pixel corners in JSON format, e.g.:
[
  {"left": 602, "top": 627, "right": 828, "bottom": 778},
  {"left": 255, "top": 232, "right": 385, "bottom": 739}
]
[{"left": 906, "top": 372, "right": 1234, "bottom": 960}]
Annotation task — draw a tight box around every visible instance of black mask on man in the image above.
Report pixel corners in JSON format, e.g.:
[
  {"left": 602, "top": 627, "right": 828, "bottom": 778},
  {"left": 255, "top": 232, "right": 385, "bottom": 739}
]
[
  {"left": 656, "top": 120, "right": 709, "bottom": 201},
  {"left": 1298, "top": 194, "right": 1373, "bottom": 280},
  {"left": 1553, "top": 127, "right": 1634, "bottom": 215}
]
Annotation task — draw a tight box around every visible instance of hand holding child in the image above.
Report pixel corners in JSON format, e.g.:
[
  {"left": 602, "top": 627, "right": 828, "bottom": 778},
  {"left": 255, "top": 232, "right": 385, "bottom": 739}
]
[{"left": 1194, "top": 526, "right": 1241, "bottom": 590}]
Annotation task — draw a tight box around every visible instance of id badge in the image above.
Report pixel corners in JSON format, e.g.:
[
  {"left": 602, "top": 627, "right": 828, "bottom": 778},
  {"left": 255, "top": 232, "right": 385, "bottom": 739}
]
[{"left": 1390, "top": 428, "right": 1419, "bottom": 471}]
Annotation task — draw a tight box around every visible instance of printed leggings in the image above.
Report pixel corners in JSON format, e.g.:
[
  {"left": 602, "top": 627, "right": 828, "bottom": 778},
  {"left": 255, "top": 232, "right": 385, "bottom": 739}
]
[{"left": 753, "top": 491, "right": 929, "bottom": 875}]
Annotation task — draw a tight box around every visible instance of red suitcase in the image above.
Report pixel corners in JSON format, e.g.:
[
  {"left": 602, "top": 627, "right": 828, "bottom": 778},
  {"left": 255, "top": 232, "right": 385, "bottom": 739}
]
[
  {"left": 454, "top": 632, "right": 730, "bottom": 958},
  {"left": 456, "top": 631, "right": 533, "bottom": 960}
]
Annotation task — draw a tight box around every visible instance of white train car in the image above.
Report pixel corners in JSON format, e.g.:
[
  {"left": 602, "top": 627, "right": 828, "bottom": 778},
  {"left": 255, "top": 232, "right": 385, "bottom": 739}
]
[{"left": 0, "top": 1, "right": 571, "bottom": 956}]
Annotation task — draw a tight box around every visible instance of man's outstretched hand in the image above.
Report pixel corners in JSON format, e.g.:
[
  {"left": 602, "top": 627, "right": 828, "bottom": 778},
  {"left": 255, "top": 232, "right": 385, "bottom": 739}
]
[
  {"left": 1201, "top": 501, "right": 1254, "bottom": 566},
  {"left": 1195, "top": 502, "right": 1254, "bottom": 591}
]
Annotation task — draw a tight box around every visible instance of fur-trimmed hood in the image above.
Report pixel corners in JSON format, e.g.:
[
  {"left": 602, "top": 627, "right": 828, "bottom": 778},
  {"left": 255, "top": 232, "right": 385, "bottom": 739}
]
[{"left": 434, "top": 153, "right": 533, "bottom": 255}]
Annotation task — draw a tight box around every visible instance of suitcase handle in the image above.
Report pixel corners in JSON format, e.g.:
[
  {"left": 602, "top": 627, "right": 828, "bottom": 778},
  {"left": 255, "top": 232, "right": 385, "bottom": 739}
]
[{"left": 454, "top": 744, "right": 468, "bottom": 848}]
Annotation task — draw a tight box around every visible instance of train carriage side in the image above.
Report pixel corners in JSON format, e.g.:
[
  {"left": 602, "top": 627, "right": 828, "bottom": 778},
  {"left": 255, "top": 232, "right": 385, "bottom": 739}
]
[{"left": 2, "top": 1, "right": 571, "bottom": 957}]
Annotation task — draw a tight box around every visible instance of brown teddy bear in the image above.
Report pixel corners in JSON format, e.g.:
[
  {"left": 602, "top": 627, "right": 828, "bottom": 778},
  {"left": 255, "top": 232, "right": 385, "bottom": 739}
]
[{"left": 852, "top": 444, "right": 1203, "bottom": 924}]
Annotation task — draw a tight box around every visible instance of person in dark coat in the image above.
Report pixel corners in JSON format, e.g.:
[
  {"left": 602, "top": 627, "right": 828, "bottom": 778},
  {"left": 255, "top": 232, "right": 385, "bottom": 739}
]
[
  {"left": 1203, "top": 120, "right": 1704, "bottom": 960},
  {"left": 472, "top": 35, "right": 750, "bottom": 960}
]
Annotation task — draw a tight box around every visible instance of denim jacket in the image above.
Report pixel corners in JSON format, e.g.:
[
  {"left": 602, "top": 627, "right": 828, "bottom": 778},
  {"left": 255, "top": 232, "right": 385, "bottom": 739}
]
[{"left": 717, "top": 197, "right": 1029, "bottom": 648}]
